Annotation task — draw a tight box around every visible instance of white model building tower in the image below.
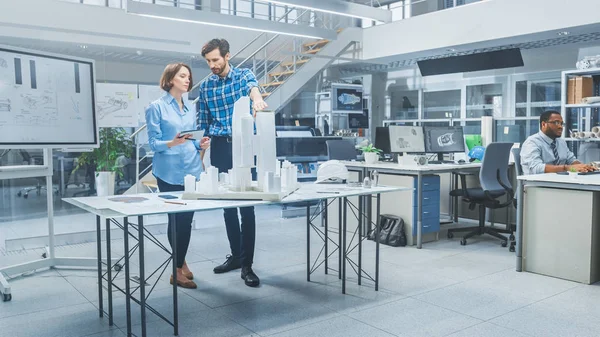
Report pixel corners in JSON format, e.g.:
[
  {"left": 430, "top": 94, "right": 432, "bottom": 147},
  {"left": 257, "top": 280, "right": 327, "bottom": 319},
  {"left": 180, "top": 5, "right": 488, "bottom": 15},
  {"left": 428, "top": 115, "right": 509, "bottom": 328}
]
[
  {"left": 255, "top": 110, "right": 277, "bottom": 192},
  {"left": 230, "top": 96, "right": 254, "bottom": 191}
]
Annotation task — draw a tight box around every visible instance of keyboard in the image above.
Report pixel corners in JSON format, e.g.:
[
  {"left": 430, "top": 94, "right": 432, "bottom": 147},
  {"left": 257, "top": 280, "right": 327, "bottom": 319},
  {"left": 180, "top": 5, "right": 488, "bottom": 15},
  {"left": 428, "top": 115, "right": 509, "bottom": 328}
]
[
  {"left": 578, "top": 170, "right": 600, "bottom": 175},
  {"left": 428, "top": 160, "right": 455, "bottom": 165}
]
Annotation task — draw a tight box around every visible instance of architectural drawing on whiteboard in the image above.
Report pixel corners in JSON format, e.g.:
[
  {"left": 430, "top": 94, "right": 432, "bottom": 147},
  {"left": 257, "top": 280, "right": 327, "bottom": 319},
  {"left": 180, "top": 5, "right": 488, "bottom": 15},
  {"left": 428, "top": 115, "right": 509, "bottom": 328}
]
[
  {"left": 97, "top": 97, "right": 129, "bottom": 118},
  {"left": 0, "top": 98, "right": 10, "bottom": 112},
  {"left": 0, "top": 58, "right": 7, "bottom": 68},
  {"left": 71, "top": 97, "right": 80, "bottom": 114},
  {"left": 21, "top": 94, "right": 53, "bottom": 110},
  {"left": 13, "top": 113, "right": 57, "bottom": 126}
]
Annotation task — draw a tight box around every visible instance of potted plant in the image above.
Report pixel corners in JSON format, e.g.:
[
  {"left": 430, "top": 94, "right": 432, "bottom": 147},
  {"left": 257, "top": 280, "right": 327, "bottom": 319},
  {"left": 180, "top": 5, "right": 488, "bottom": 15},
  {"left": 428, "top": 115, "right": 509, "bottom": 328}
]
[
  {"left": 73, "top": 128, "right": 134, "bottom": 196},
  {"left": 360, "top": 144, "right": 381, "bottom": 164}
]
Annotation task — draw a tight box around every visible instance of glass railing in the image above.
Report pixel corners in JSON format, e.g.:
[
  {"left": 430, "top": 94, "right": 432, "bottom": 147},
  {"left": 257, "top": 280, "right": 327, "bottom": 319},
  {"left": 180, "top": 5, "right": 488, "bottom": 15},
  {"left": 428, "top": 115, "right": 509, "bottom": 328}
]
[{"left": 61, "top": 0, "right": 349, "bottom": 30}]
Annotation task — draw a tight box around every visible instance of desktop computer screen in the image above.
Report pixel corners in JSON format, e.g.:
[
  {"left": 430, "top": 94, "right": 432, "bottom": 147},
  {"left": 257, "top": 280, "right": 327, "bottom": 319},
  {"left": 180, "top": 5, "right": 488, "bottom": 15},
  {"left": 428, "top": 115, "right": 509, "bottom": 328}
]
[
  {"left": 374, "top": 127, "right": 392, "bottom": 155},
  {"left": 388, "top": 125, "right": 425, "bottom": 153},
  {"left": 423, "top": 126, "right": 466, "bottom": 162}
]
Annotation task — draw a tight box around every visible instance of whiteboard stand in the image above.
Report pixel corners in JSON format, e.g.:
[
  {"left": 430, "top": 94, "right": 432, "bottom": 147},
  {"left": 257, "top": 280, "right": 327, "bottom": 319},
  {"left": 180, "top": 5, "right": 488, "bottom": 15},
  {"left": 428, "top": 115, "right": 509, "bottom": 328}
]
[{"left": 0, "top": 149, "right": 117, "bottom": 302}]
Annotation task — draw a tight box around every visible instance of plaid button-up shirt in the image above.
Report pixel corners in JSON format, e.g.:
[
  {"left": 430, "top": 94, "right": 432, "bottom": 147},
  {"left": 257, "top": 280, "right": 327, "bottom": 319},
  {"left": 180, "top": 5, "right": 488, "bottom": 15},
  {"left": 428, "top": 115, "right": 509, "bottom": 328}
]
[{"left": 197, "top": 65, "right": 258, "bottom": 136}]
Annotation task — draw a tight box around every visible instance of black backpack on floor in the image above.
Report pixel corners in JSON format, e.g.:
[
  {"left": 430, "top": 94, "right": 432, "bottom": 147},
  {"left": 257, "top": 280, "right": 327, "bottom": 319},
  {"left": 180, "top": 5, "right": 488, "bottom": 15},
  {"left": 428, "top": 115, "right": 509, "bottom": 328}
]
[{"left": 368, "top": 214, "right": 407, "bottom": 247}]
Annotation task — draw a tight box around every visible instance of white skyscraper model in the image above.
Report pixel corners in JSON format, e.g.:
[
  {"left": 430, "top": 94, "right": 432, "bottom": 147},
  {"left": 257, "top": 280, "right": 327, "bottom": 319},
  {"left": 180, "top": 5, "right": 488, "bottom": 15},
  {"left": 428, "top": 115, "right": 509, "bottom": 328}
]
[
  {"left": 182, "top": 95, "right": 298, "bottom": 201},
  {"left": 255, "top": 109, "right": 277, "bottom": 192},
  {"left": 230, "top": 96, "right": 254, "bottom": 192}
]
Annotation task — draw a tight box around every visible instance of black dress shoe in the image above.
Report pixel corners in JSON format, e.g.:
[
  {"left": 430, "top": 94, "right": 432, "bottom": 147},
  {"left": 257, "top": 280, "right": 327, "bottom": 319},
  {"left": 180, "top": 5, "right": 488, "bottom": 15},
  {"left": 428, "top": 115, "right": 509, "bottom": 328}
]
[
  {"left": 213, "top": 254, "right": 241, "bottom": 274},
  {"left": 241, "top": 266, "right": 260, "bottom": 287}
]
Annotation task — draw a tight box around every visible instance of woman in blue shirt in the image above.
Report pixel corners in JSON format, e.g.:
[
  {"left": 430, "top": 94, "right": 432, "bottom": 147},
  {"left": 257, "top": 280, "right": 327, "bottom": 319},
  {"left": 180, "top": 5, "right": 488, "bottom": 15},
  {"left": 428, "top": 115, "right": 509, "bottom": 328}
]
[{"left": 146, "top": 63, "right": 209, "bottom": 289}]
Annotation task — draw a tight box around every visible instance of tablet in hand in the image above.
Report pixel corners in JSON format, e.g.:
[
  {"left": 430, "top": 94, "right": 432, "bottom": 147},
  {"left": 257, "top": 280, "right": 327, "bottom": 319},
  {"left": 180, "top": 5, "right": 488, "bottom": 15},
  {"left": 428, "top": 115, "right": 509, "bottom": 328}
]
[{"left": 178, "top": 129, "right": 204, "bottom": 140}]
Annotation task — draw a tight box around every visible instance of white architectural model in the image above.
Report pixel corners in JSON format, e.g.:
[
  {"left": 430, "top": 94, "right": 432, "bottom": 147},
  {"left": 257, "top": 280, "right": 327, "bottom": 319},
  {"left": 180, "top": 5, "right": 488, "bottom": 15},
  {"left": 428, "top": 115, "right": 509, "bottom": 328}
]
[{"left": 182, "top": 96, "right": 299, "bottom": 201}]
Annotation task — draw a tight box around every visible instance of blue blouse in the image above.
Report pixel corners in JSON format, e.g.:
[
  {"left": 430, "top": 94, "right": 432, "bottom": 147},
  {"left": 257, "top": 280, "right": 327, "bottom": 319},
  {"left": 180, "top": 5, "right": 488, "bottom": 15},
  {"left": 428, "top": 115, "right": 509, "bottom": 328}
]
[{"left": 145, "top": 92, "right": 202, "bottom": 185}]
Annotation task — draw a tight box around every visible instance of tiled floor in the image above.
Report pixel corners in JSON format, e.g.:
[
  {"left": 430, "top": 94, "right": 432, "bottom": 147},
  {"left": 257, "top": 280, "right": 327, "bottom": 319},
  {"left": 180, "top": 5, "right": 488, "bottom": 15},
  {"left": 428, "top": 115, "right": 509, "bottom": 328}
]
[{"left": 1, "top": 205, "right": 599, "bottom": 337}]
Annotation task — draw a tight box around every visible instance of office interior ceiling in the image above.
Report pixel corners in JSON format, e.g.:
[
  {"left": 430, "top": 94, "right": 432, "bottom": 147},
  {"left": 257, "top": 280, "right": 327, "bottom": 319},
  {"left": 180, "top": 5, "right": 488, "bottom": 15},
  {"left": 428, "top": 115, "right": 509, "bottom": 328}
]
[
  {"left": 338, "top": 27, "right": 600, "bottom": 74},
  {"left": 0, "top": 36, "right": 211, "bottom": 69}
]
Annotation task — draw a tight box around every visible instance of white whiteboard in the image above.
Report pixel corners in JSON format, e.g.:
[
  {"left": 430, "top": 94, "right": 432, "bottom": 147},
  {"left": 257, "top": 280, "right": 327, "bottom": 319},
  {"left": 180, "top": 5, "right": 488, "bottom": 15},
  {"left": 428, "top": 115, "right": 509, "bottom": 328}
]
[
  {"left": 96, "top": 83, "right": 138, "bottom": 128},
  {"left": 0, "top": 45, "right": 97, "bottom": 148}
]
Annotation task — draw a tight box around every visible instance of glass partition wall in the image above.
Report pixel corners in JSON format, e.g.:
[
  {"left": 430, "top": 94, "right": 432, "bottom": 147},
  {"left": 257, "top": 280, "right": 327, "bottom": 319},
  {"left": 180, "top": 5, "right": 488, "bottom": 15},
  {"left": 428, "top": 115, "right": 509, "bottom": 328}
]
[{"left": 385, "top": 73, "right": 561, "bottom": 145}]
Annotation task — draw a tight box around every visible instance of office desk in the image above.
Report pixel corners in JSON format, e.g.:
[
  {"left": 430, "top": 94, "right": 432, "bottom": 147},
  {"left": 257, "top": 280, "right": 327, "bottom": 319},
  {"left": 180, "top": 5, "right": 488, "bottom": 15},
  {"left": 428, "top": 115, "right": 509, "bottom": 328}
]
[
  {"left": 516, "top": 173, "right": 600, "bottom": 283},
  {"left": 64, "top": 183, "right": 406, "bottom": 337},
  {"left": 342, "top": 161, "right": 481, "bottom": 248}
]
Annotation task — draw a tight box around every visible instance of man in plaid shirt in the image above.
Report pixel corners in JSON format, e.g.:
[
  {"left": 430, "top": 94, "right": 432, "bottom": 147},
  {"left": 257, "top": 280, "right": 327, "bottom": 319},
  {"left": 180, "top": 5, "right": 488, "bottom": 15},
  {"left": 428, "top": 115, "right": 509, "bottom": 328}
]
[{"left": 198, "top": 38, "right": 268, "bottom": 287}]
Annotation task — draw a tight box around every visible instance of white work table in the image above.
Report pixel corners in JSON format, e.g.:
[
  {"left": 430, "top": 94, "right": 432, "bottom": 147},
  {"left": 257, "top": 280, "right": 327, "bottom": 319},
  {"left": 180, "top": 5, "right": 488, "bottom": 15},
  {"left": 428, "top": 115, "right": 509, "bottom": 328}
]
[
  {"left": 516, "top": 173, "right": 600, "bottom": 284},
  {"left": 341, "top": 160, "right": 482, "bottom": 248},
  {"left": 63, "top": 183, "right": 407, "bottom": 337}
]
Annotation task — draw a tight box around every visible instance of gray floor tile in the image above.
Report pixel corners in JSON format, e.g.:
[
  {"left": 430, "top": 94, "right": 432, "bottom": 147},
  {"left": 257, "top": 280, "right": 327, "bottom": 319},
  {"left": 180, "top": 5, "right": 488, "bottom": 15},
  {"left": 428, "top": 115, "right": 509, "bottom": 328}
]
[
  {"left": 215, "top": 291, "right": 341, "bottom": 336},
  {"left": 80, "top": 329, "right": 127, "bottom": 337},
  {"left": 413, "top": 269, "right": 579, "bottom": 320},
  {"left": 95, "top": 287, "right": 211, "bottom": 329},
  {"left": 377, "top": 261, "right": 461, "bottom": 297},
  {"left": 131, "top": 310, "right": 257, "bottom": 337},
  {"left": 445, "top": 322, "right": 533, "bottom": 337},
  {"left": 268, "top": 315, "right": 396, "bottom": 337},
  {"left": 349, "top": 297, "right": 482, "bottom": 337},
  {"left": 0, "top": 269, "right": 90, "bottom": 319},
  {"left": 490, "top": 284, "right": 600, "bottom": 337},
  {"left": 0, "top": 302, "right": 117, "bottom": 337}
]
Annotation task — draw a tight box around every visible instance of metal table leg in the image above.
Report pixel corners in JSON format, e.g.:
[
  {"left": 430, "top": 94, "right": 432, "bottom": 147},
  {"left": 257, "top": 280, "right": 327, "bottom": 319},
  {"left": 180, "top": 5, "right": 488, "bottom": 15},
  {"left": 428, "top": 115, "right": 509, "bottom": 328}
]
[
  {"left": 338, "top": 198, "right": 342, "bottom": 280},
  {"left": 96, "top": 216, "right": 103, "bottom": 318},
  {"left": 170, "top": 214, "right": 178, "bottom": 336},
  {"left": 417, "top": 172, "right": 423, "bottom": 249},
  {"left": 342, "top": 197, "right": 347, "bottom": 294},
  {"left": 516, "top": 180, "right": 524, "bottom": 272},
  {"left": 105, "top": 218, "right": 113, "bottom": 326},
  {"left": 358, "top": 194, "right": 362, "bottom": 285},
  {"left": 375, "top": 194, "right": 381, "bottom": 291},
  {"left": 138, "top": 216, "right": 147, "bottom": 337},
  {"left": 124, "top": 218, "right": 132, "bottom": 337},
  {"left": 306, "top": 204, "right": 310, "bottom": 282},
  {"left": 323, "top": 199, "right": 328, "bottom": 275}
]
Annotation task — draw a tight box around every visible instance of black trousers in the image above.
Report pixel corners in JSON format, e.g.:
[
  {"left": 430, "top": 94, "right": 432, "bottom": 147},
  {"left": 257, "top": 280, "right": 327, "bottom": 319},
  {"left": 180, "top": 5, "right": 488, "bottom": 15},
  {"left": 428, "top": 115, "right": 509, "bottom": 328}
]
[
  {"left": 210, "top": 136, "right": 256, "bottom": 267},
  {"left": 156, "top": 176, "right": 193, "bottom": 269}
]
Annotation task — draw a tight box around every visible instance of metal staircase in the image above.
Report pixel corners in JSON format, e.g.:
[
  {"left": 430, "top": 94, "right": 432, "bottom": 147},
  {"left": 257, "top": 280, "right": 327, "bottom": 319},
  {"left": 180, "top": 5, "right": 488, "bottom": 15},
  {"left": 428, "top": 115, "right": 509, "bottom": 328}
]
[{"left": 125, "top": 6, "right": 361, "bottom": 195}]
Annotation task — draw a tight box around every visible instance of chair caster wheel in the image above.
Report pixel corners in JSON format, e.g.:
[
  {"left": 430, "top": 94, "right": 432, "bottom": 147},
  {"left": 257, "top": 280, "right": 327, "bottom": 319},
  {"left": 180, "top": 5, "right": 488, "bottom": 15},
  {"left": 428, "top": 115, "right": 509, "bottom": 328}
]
[
  {"left": 23, "top": 194, "right": 28, "bottom": 199},
  {"left": 3, "top": 293, "right": 11, "bottom": 302},
  {"left": 41, "top": 252, "right": 47, "bottom": 259},
  {"left": 509, "top": 245, "right": 515, "bottom": 253},
  {"left": 114, "top": 264, "right": 122, "bottom": 272},
  {"left": 509, "top": 234, "right": 515, "bottom": 241},
  {"left": 501, "top": 241, "right": 508, "bottom": 248},
  {"left": 447, "top": 232, "right": 454, "bottom": 239},
  {"left": 17, "top": 192, "right": 22, "bottom": 197},
  {"left": 460, "top": 238, "right": 467, "bottom": 246}
]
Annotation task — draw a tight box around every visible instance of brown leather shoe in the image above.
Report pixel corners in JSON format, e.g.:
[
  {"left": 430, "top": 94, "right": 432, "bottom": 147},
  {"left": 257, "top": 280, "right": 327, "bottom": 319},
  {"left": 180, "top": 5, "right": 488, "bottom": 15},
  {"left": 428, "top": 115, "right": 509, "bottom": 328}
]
[
  {"left": 182, "top": 261, "right": 193, "bottom": 280},
  {"left": 170, "top": 275, "right": 197, "bottom": 289},
  {"left": 182, "top": 271, "right": 194, "bottom": 280}
]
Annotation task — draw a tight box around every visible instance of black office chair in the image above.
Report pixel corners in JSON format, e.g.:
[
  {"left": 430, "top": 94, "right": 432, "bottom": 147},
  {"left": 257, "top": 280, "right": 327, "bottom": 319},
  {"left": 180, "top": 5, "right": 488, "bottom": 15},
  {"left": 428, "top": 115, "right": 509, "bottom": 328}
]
[
  {"left": 326, "top": 139, "right": 358, "bottom": 160},
  {"left": 447, "top": 142, "right": 515, "bottom": 248}
]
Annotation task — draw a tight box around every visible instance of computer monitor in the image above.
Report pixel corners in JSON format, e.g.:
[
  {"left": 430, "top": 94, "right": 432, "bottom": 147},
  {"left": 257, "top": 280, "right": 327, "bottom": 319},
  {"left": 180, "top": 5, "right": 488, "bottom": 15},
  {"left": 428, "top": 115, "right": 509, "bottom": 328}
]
[
  {"left": 423, "top": 126, "right": 466, "bottom": 162},
  {"left": 374, "top": 127, "right": 391, "bottom": 155},
  {"left": 388, "top": 125, "right": 425, "bottom": 153}
]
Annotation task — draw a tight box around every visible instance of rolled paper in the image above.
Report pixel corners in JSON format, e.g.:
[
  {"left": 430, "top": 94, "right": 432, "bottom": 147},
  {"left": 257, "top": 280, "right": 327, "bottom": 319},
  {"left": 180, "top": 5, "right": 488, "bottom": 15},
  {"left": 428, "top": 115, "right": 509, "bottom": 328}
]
[{"left": 592, "top": 126, "right": 600, "bottom": 134}]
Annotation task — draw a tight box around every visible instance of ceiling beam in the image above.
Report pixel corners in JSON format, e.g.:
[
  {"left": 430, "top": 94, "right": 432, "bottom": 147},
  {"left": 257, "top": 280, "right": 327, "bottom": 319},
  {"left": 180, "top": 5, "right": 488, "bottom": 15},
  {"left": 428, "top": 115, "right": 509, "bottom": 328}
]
[
  {"left": 126, "top": 0, "right": 337, "bottom": 40},
  {"left": 258, "top": 0, "right": 392, "bottom": 23}
]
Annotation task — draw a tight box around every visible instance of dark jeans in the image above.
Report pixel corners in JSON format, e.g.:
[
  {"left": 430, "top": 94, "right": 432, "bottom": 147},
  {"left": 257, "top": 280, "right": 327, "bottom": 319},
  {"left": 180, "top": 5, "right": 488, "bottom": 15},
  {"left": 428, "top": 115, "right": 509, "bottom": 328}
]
[
  {"left": 210, "top": 136, "right": 256, "bottom": 267},
  {"left": 156, "top": 176, "right": 193, "bottom": 269}
]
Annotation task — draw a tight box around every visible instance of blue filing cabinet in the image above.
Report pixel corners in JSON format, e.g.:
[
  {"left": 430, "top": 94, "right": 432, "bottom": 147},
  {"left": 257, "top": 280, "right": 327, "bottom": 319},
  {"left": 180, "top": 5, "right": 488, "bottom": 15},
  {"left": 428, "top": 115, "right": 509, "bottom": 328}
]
[{"left": 411, "top": 175, "right": 440, "bottom": 236}]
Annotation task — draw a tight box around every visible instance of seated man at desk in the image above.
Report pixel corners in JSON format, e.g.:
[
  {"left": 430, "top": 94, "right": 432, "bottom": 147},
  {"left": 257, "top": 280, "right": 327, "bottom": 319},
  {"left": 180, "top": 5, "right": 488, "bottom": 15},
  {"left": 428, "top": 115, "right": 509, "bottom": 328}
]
[{"left": 521, "top": 110, "right": 595, "bottom": 174}]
